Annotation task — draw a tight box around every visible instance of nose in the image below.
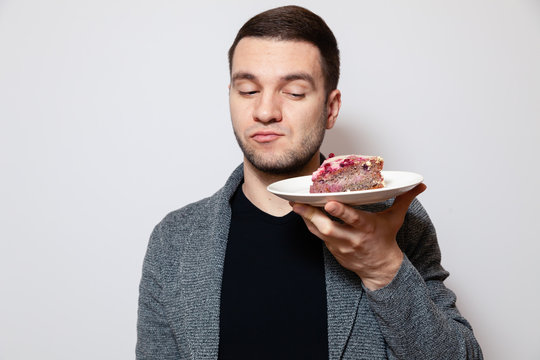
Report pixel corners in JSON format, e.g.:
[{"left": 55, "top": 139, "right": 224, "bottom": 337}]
[{"left": 253, "top": 92, "right": 282, "bottom": 123}]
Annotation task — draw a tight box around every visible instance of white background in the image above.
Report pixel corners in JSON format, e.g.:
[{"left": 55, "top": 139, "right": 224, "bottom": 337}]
[{"left": 1, "top": 1, "right": 539, "bottom": 359}]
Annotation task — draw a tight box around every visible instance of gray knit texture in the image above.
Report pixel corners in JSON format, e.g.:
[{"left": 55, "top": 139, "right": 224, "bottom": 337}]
[{"left": 137, "top": 165, "right": 483, "bottom": 359}]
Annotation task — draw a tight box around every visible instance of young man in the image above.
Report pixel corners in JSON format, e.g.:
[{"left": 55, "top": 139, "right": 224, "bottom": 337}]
[{"left": 137, "top": 6, "right": 482, "bottom": 359}]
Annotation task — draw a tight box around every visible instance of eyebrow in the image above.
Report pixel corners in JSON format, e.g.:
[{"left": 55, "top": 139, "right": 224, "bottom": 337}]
[
  {"left": 282, "top": 73, "right": 316, "bottom": 88},
  {"left": 231, "top": 72, "right": 255, "bottom": 82},
  {"left": 231, "top": 72, "right": 317, "bottom": 88}
]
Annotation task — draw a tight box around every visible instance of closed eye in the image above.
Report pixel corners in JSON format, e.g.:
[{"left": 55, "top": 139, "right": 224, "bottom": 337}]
[
  {"left": 239, "top": 90, "right": 259, "bottom": 96},
  {"left": 286, "top": 93, "right": 305, "bottom": 99}
]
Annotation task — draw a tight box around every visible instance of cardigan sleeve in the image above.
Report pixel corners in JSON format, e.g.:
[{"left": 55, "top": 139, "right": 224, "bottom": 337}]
[
  {"left": 363, "top": 199, "right": 483, "bottom": 359},
  {"left": 136, "top": 224, "right": 181, "bottom": 360}
]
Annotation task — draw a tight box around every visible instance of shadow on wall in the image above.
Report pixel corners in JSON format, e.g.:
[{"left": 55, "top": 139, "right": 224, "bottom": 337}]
[{"left": 321, "top": 115, "right": 380, "bottom": 156}]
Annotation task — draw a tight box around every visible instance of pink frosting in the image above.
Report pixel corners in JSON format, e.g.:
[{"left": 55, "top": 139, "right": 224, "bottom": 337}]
[{"left": 311, "top": 154, "right": 381, "bottom": 180}]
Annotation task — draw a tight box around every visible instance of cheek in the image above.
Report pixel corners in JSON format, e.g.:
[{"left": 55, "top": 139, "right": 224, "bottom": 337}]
[
  {"left": 286, "top": 102, "right": 325, "bottom": 131},
  {"left": 229, "top": 99, "right": 249, "bottom": 128}
]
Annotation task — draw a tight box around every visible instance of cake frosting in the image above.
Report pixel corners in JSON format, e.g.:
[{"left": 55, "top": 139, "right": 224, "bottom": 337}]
[{"left": 310, "top": 154, "right": 384, "bottom": 193}]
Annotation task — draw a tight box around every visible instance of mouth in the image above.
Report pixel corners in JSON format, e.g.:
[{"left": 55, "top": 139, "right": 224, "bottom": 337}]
[{"left": 251, "top": 131, "right": 284, "bottom": 143}]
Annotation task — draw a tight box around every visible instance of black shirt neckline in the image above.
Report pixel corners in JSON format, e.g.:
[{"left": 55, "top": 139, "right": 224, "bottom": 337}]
[{"left": 232, "top": 183, "right": 298, "bottom": 225}]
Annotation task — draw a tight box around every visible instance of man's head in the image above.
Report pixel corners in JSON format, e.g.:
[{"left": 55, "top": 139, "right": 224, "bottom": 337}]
[
  {"left": 228, "top": 6, "right": 341, "bottom": 176},
  {"left": 228, "top": 5, "right": 340, "bottom": 97}
]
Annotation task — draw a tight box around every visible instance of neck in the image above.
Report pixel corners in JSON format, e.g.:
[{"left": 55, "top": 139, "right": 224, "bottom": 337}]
[{"left": 242, "top": 153, "right": 321, "bottom": 217}]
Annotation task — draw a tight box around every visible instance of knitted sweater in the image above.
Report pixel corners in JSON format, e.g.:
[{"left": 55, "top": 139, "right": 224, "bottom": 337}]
[{"left": 137, "top": 165, "right": 483, "bottom": 359}]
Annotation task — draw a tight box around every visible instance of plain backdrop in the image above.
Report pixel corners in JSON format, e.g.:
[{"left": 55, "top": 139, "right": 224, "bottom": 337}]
[{"left": 1, "top": 0, "right": 539, "bottom": 359}]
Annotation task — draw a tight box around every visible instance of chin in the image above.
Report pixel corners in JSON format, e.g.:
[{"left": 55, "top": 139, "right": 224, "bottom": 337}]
[
  {"left": 247, "top": 151, "right": 317, "bottom": 176},
  {"left": 235, "top": 129, "right": 323, "bottom": 175}
]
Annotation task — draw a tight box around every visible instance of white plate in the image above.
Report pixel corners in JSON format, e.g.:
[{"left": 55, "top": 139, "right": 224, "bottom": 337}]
[{"left": 267, "top": 171, "right": 423, "bottom": 207}]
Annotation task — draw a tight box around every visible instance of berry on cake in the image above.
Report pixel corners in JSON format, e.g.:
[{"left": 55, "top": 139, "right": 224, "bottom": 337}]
[{"left": 309, "top": 153, "right": 384, "bottom": 193}]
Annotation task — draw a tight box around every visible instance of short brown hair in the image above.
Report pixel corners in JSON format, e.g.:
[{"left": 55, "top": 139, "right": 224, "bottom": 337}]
[{"left": 228, "top": 5, "right": 340, "bottom": 96}]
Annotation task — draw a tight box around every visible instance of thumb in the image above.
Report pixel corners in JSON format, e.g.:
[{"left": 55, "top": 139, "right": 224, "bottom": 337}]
[{"left": 391, "top": 183, "right": 427, "bottom": 214}]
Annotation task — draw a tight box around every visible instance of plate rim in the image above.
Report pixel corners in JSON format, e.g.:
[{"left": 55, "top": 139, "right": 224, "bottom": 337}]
[{"left": 267, "top": 170, "right": 424, "bottom": 197}]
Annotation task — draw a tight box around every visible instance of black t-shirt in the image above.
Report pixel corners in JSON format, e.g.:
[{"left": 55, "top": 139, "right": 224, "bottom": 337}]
[{"left": 218, "top": 186, "right": 328, "bottom": 360}]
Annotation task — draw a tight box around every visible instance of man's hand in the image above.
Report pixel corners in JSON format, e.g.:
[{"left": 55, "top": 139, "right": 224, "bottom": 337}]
[{"left": 291, "top": 184, "right": 427, "bottom": 291}]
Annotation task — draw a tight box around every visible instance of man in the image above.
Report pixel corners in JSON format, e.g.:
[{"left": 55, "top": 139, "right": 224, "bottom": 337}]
[{"left": 137, "top": 5, "right": 482, "bottom": 359}]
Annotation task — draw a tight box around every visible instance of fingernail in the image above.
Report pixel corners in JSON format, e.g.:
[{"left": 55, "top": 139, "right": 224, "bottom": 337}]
[{"left": 325, "top": 202, "right": 338, "bottom": 214}]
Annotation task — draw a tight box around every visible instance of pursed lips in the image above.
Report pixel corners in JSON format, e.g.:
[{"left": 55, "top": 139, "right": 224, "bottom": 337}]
[{"left": 251, "top": 130, "right": 284, "bottom": 143}]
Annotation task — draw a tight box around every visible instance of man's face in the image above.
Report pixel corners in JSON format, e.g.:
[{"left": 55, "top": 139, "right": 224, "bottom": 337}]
[{"left": 229, "top": 37, "right": 336, "bottom": 175}]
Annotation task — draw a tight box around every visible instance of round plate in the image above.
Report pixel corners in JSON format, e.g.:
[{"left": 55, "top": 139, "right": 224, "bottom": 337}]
[{"left": 267, "top": 171, "right": 424, "bottom": 207}]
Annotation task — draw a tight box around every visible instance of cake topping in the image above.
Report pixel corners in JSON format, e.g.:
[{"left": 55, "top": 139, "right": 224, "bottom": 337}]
[
  {"left": 339, "top": 158, "right": 354, "bottom": 167},
  {"left": 310, "top": 154, "right": 385, "bottom": 193}
]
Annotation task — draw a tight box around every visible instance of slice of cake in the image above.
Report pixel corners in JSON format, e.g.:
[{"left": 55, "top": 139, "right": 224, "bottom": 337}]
[{"left": 309, "top": 154, "right": 384, "bottom": 193}]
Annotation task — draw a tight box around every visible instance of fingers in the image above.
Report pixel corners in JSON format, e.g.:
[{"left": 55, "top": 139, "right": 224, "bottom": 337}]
[
  {"left": 291, "top": 202, "right": 322, "bottom": 224},
  {"left": 291, "top": 203, "right": 335, "bottom": 237},
  {"left": 324, "top": 201, "right": 369, "bottom": 229},
  {"left": 292, "top": 183, "right": 426, "bottom": 233},
  {"left": 292, "top": 201, "right": 371, "bottom": 240}
]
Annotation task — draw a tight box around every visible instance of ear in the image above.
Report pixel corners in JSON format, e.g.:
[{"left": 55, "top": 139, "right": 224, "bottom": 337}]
[{"left": 325, "top": 89, "right": 341, "bottom": 130}]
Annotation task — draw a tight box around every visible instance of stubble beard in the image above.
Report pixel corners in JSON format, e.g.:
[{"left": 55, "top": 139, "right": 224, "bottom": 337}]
[{"left": 233, "top": 110, "right": 327, "bottom": 176}]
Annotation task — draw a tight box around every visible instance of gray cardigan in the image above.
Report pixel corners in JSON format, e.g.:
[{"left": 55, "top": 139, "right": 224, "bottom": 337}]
[{"left": 137, "top": 165, "right": 482, "bottom": 359}]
